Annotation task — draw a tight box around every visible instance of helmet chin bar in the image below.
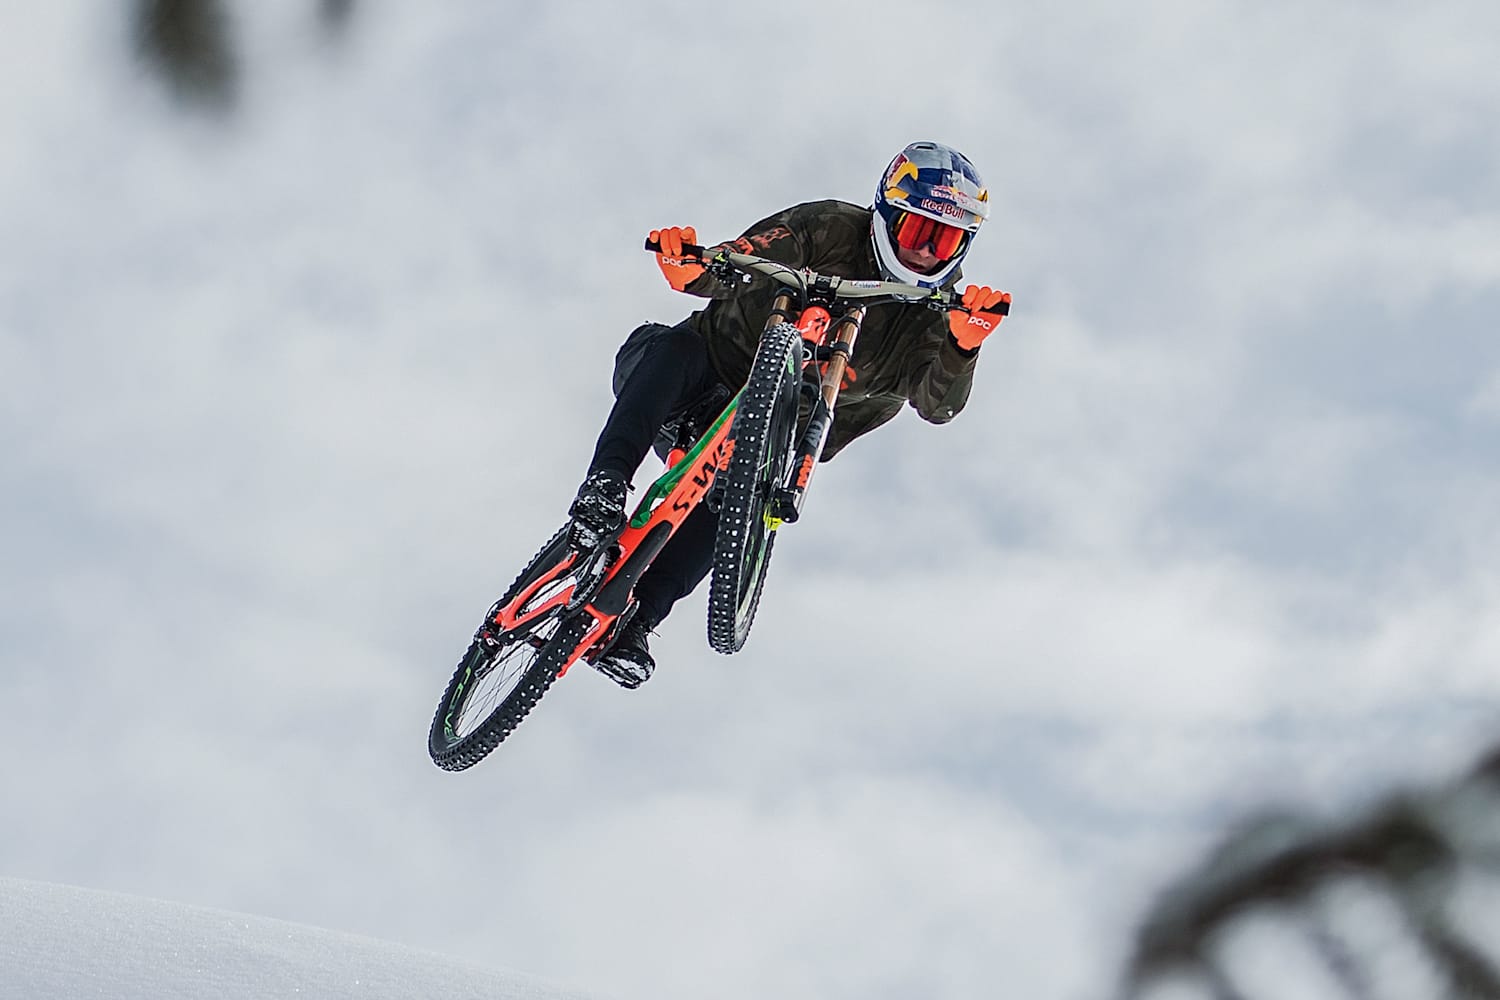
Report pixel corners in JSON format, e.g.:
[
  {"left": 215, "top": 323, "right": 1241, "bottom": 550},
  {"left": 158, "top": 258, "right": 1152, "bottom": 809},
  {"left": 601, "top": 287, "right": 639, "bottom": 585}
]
[{"left": 870, "top": 213, "right": 963, "bottom": 289}]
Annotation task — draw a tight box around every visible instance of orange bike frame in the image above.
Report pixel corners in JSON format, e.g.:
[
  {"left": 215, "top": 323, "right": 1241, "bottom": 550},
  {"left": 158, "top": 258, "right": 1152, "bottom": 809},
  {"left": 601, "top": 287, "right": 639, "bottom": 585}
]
[
  {"left": 492, "top": 290, "right": 864, "bottom": 678},
  {"left": 553, "top": 406, "right": 740, "bottom": 675}
]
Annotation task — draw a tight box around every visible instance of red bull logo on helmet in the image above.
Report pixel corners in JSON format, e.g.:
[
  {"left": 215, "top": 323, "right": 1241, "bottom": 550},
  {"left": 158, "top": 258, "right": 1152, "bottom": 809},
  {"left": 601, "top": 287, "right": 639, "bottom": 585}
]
[
  {"left": 930, "top": 185, "right": 989, "bottom": 214},
  {"left": 919, "top": 198, "right": 970, "bottom": 221}
]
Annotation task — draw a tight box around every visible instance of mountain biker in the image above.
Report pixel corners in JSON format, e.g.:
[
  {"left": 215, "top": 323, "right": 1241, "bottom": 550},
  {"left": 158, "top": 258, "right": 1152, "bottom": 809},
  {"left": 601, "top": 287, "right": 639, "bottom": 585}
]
[{"left": 569, "top": 140, "right": 1012, "bottom": 689}]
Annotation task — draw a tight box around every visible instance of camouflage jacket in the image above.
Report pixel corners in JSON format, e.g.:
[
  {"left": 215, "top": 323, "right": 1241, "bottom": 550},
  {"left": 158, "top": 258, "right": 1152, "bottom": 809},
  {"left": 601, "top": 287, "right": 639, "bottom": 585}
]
[{"left": 678, "top": 199, "right": 980, "bottom": 461}]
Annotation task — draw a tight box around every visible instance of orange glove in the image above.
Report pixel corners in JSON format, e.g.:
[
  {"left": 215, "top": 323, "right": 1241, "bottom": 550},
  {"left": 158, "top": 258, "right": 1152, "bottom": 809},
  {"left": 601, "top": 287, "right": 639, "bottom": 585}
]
[
  {"left": 649, "top": 226, "right": 704, "bottom": 292},
  {"left": 947, "top": 285, "right": 1012, "bottom": 351}
]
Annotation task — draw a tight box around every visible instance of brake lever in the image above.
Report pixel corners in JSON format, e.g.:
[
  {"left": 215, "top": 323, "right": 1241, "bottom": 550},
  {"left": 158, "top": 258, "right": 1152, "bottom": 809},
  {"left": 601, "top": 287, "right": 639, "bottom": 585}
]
[
  {"left": 926, "top": 290, "right": 961, "bottom": 312},
  {"left": 700, "top": 250, "right": 741, "bottom": 282},
  {"left": 928, "top": 291, "right": 1010, "bottom": 316}
]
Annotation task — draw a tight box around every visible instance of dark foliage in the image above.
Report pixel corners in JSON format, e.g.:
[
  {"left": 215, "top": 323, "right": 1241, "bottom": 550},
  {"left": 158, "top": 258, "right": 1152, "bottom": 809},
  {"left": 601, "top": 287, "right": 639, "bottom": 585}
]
[{"left": 1123, "top": 751, "right": 1500, "bottom": 999}]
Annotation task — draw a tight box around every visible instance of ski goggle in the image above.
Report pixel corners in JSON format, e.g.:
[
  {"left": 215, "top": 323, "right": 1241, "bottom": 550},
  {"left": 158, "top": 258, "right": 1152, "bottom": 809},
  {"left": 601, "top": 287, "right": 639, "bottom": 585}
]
[{"left": 889, "top": 210, "right": 969, "bottom": 261}]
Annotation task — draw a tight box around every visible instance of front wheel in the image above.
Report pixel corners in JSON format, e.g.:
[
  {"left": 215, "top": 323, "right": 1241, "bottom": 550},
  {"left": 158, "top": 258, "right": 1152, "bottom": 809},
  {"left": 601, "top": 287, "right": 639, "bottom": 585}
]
[
  {"left": 428, "top": 529, "right": 604, "bottom": 771},
  {"left": 708, "top": 322, "right": 802, "bottom": 654}
]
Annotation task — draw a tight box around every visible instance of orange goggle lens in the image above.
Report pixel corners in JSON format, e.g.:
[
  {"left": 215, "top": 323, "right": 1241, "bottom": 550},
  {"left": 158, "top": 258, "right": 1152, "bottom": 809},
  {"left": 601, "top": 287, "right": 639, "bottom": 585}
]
[{"left": 890, "top": 211, "right": 968, "bottom": 260}]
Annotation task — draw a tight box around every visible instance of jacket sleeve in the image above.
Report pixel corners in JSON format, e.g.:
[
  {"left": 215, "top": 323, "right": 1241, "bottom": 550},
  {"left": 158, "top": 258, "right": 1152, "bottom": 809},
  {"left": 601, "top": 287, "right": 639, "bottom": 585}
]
[
  {"left": 678, "top": 207, "right": 810, "bottom": 299},
  {"left": 903, "top": 318, "right": 980, "bottom": 424}
]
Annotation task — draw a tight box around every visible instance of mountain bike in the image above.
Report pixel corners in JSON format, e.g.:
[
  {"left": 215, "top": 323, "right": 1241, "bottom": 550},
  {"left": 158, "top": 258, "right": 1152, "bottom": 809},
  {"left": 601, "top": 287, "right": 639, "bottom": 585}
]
[{"left": 428, "top": 242, "right": 1005, "bottom": 770}]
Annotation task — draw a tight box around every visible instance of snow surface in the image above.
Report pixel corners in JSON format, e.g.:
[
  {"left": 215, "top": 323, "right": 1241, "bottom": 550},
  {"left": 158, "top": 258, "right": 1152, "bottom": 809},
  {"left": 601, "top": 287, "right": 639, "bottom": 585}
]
[{"left": 0, "top": 878, "right": 600, "bottom": 1000}]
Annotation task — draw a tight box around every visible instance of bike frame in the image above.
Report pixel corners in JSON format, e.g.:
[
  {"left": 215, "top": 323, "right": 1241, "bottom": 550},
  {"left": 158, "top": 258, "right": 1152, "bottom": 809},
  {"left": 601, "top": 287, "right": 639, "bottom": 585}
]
[
  {"left": 560, "top": 284, "right": 855, "bottom": 675},
  {"left": 485, "top": 300, "right": 857, "bottom": 679},
  {"left": 483, "top": 243, "right": 988, "bottom": 680}
]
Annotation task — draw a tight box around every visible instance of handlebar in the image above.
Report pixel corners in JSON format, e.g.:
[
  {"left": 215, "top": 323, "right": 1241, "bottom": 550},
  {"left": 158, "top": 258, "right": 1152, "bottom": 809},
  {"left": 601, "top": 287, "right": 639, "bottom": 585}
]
[{"left": 644, "top": 238, "right": 1007, "bottom": 316}]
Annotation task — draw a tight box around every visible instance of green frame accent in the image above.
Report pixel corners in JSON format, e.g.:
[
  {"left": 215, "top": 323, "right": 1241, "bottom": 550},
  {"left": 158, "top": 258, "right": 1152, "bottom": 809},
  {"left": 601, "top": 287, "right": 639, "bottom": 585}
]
[{"left": 628, "top": 389, "right": 744, "bottom": 528}]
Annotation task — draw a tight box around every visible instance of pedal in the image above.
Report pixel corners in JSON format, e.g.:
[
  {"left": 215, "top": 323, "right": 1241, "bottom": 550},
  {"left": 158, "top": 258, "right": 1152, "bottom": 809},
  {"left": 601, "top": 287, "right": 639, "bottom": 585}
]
[
  {"left": 567, "top": 521, "right": 623, "bottom": 555},
  {"left": 584, "top": 603, "right": 638, "bottom": 665}
]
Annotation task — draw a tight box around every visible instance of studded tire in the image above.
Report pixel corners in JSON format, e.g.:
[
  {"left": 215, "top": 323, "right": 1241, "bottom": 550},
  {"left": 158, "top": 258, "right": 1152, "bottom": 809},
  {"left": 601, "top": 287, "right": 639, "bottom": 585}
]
[
  {"left": 708, "top": 323, "right": 802, "bottom": 654},
  {"left": 428, "top": 529, "right": 597, "bottom": 771}
]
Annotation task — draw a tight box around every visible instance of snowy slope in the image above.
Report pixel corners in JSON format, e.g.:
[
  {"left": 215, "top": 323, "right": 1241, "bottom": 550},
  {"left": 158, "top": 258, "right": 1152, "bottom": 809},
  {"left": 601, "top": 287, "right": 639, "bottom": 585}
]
[{"left": 0, "top": 878, "right": 601, "bottom": 1000}]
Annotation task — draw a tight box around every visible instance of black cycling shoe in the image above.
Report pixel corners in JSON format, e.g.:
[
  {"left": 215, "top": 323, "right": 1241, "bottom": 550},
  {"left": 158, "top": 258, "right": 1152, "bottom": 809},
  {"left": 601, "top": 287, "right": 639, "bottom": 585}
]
[
  {"left": 594, "top": 614, "right": 656, "bottom": 690},
  {"left": 568, "top": 470, "right": 628, "bottom": 550}
]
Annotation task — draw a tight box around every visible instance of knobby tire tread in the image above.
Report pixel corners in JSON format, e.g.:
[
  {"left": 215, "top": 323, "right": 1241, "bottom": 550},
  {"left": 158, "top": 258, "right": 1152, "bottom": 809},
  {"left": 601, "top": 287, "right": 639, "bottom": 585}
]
[
  {"left": 428, "top": 529, "right": 587, "bottom": 771},
  {"left": 708, "top": 323, "right": 801, "bottom": 654}
]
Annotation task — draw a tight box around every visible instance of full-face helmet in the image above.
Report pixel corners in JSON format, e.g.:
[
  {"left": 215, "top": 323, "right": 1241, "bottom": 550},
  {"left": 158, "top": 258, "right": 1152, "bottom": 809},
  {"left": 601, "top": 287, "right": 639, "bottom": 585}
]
[{"left": 871, "top": 141, "right": 989, "bottom": 288}]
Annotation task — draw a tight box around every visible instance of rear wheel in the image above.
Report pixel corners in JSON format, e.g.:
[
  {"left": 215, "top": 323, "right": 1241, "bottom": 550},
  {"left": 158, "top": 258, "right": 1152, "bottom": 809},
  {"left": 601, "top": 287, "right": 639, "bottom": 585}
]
[
  {"left": 708, "top": 323, "right": 802, "bottom": 654},
  {"left": 428, "top": 530, "right": 605, "bottom": 771}
]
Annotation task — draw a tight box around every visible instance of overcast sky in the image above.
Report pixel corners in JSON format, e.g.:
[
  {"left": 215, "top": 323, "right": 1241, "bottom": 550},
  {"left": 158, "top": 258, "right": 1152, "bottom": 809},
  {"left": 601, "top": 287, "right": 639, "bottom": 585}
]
[{"left": 3, "top": 3, "right": 1498, "bottom": 999}]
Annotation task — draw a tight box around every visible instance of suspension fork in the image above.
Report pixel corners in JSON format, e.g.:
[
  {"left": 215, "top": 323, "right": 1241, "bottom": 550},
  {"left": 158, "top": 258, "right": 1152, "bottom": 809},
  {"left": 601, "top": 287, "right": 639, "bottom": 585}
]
[{"left": 769, "top": 298, "right": 865, "bottom": 523}]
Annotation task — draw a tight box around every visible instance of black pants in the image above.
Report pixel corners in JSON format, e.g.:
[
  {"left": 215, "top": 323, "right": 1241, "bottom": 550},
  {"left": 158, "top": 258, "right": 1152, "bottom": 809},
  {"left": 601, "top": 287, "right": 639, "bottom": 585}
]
[{"left": 586, "top": 323, "right": 731, "bottom": 627}]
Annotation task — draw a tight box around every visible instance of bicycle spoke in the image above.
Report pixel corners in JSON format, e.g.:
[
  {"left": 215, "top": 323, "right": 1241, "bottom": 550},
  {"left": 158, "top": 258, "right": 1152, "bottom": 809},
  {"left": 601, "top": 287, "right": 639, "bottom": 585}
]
[{"left": 453, "top": 615, "right": 561, "bottom": 739}]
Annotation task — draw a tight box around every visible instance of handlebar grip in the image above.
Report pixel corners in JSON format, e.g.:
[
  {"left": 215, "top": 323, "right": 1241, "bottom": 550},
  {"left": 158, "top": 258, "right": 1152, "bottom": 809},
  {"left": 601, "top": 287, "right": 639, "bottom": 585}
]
[
  {"left": 952, "top": 295, "right": 1011, "bottom": 316},
  {"left": 644, "top": 238, "right": 708, "bottom": 259}
]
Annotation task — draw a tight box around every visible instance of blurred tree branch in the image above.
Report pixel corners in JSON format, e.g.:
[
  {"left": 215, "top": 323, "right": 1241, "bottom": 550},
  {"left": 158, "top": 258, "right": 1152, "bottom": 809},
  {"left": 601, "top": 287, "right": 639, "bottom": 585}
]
[
  {"left": 320, "top": 0, "right": 357, "bottom": 32},
  {"left": 133, "top": 0, "right": 238, "bottom": 113},
  {"left": 132, "top": 0, "right": 359, "bottom": 116},
  {"left": 1122, "top": 751, "right": 1500, "bottom": 999}
]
